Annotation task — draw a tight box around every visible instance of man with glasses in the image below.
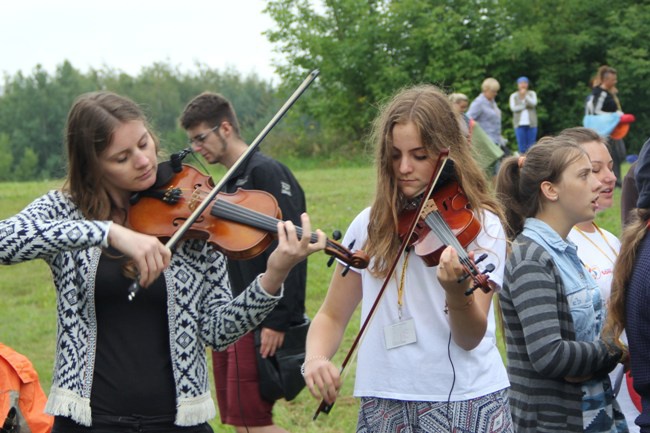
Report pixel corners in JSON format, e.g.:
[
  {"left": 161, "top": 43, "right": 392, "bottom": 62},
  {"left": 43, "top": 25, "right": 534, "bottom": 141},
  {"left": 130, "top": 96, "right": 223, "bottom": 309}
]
[{"left": 180, "top": 92, "right": 306, "bottom": 433}]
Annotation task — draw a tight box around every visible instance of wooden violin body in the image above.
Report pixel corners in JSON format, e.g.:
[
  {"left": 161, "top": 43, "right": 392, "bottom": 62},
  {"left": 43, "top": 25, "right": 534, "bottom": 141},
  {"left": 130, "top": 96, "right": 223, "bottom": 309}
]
[
  {"left": 398, "top": 181, "right": 480, "bottom": 267},
  {"left": 128, "top": 163, "right": 369, "bottom": 269}
]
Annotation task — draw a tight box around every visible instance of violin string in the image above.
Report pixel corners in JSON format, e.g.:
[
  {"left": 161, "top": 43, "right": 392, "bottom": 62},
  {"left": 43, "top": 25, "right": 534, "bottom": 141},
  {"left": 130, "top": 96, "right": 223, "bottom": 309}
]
[
  {"left": 424, "top": 212, "right": 470, "bottom": 259},
  {"left": 213, "top": 200, "right": 326, "bottom": 245},
  {"left": 179, "top": 187, "right": 340, "bottom": 250},
  {"left": 213, "top": 200, "right": 287, "bottom": 233},
  {"left": 424, "top": 212, "right": 477, "bottom": 272}
]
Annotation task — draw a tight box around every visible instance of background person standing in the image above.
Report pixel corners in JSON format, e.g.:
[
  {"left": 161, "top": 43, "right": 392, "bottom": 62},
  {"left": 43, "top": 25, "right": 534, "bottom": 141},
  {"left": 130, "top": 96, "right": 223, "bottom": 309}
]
[
  {"left": 586, "top": 66, "right": 625, "bottom": 186},
  {"left": 509, "top": 76, "right": 538, "bottom": 153}
]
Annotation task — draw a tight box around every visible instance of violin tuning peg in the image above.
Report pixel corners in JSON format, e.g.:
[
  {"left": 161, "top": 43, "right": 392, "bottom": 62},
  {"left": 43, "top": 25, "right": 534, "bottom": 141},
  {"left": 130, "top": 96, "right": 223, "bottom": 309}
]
[
  {"left": 341, "top": 264, "right": 351, "bottom": 277},
  {"left": 327, "top": 256, "right": 335, "bottom": 267},
  {"left": 464, "top": 285, "right": 478, "bottom": 296},
  {"left": 332, "top": 230, "right": 342, "bottom": 241},
  {"left": 457, "top": 272, "right": 471, "bottom": 284},
  {"left": 483, "top": 263, "right": 496, "bottom": 274},
  {"left": 347, "top": 239, "right": 356, "bottom": 250},
  {"left": 474, "top": 253, "right": 488, "bottom": 265}
]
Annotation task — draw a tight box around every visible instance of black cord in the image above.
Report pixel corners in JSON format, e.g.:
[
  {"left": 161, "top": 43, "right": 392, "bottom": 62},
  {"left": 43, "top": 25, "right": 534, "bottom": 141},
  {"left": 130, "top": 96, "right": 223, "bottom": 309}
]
[
  {"left": 446, "top": 331, "right": 456, "bottom": 432},
  {"left": 189, "top": 152, "right": 212, "bottom": 175}
]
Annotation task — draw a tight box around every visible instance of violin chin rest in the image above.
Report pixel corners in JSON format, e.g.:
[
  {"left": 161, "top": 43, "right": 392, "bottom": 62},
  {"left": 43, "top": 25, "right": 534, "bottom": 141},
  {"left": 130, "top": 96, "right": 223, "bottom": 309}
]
[{"left": 152, "top": 160, "right": 176, "bottom": 188}]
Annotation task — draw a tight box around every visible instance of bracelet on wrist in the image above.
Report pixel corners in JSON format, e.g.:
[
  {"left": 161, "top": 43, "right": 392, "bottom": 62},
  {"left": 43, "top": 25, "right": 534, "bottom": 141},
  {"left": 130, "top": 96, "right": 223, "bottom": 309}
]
[
  {"left": 300, "top": 355, "right": 329, "bottom": 375},
  {"left": 444, "top": 294, "right": 474, "bottom": 314}
]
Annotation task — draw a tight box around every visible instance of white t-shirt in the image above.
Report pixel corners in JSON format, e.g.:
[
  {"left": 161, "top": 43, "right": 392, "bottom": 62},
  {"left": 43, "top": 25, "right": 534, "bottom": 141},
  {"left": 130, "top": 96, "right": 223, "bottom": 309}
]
[
  {"left": 567, "top": 225, "right": 620, "bottom": 306},
  {"left": 568, "top": 225, "right": 640, "bottom": 431},
  {"left": 342, "top": 207, "right": 510, "bottom": 402},
  {"left": 519, "top": 108, "right": 530, "bottom": 126}
]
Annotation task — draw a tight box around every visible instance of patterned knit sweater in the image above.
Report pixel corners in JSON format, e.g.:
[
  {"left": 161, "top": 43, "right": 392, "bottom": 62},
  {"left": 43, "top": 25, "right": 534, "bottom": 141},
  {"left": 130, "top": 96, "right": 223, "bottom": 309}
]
[
  {"left": 500, "top": 235, "right": 622, "bottom": 432},
  {"left": 0, "top": 190, "right": 282, "bottom": 426}
]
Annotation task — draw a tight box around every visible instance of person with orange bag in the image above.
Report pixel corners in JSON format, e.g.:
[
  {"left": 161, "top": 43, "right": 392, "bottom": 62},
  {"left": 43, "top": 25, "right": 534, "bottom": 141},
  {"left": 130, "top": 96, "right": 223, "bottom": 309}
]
[{"left": 0, "top": 343, "right": 53, "bottom": 433}]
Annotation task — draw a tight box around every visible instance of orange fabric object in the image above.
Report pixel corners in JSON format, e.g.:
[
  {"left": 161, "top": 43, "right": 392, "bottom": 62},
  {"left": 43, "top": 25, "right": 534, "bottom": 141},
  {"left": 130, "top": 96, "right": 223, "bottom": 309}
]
[
  {"left": 610, "top": 122, "right": 630, "bottom": 140},
  {"left": 0, "top": 343, "right": 53, "bottom": 433}
]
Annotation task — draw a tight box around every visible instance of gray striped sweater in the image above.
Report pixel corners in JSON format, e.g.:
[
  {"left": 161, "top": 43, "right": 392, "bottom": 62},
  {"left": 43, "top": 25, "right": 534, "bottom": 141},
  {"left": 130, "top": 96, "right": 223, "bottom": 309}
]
[{"left": 500, "top": 235, "right": 622, "bottom": 432}]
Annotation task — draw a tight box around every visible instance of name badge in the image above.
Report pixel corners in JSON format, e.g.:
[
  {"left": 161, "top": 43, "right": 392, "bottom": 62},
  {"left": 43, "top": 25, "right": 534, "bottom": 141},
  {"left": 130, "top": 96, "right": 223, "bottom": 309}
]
[{"left": 384, "top": 318, "right": 417, "bottom": 350}]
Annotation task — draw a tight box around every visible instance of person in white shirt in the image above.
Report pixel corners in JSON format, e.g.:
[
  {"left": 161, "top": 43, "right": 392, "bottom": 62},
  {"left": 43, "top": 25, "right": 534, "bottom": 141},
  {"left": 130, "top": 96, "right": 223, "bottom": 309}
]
[
  {"left": 302, "top": 84, "right": 513, "bottom": 432},
  {"left": 509, "top": 76, "right": 538, "bottom": 154}
]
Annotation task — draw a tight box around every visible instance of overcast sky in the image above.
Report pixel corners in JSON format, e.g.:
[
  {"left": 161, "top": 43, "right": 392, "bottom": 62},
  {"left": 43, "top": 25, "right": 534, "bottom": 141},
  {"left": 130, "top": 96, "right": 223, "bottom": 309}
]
[{"left": 1, "top": 0, "right": 280, "bottom": 82}]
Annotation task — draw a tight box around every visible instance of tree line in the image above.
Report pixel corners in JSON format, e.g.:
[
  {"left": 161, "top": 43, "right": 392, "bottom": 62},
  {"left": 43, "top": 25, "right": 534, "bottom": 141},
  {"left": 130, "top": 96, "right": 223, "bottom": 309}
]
[
  {"left": 0, "top": 62, "right": 287, "bottom": 181},
  {"left": 1, "top": 0, "right": 648, "bottom": 181},
  {"left": 265, "top": 0, "right": 650, "bottom": 158}
]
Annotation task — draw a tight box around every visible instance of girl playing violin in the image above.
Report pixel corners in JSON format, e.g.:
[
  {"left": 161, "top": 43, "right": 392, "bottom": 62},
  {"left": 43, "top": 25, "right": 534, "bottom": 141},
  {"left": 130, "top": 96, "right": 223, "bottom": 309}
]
[
  {"left": 302, "top": 84, "right": 513, "bottom": 432},
  {"left": 496, "top": 136, "right": 627, "bottom": 433},
  {"left": 0, "top": 91, "right": 326, "bottom": 433}
]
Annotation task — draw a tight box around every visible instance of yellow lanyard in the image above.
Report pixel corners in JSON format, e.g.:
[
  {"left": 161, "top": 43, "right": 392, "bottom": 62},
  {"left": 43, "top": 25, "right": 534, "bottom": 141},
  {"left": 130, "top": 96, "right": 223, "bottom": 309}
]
[
  {"left": 396, "top": 250, "right": 411, "bottom": 320},
  {"left": 574, "top": 223, "right": 619, "bottom": 265}
]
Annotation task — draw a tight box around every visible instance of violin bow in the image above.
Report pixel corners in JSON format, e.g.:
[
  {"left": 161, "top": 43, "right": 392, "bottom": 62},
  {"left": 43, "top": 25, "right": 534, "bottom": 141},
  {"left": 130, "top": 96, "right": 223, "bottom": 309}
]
[
  {"left": 128, "top": 70, "right": 320, "bottom": 300},
  {"left": 313, "top": 149, "right": 450, "bottom": 419}
]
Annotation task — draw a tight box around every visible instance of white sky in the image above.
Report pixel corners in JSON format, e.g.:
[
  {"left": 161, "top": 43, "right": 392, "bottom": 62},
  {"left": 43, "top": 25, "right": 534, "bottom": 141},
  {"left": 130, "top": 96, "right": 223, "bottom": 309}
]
[{"left": 1, "top": 0, "right": 280, "bottom": 82}]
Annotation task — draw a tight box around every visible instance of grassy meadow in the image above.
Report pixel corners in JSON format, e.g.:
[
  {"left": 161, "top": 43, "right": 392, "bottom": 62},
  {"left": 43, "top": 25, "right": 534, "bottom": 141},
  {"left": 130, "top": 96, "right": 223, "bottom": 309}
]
[{"left": 0, "top": 163, "right": 627, "bottom": 432}]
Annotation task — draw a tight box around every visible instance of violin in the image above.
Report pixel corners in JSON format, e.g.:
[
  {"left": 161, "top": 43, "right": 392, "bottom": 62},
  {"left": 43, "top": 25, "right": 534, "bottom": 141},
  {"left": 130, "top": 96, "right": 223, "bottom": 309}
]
[
  {"left": 128, "top": 163, "right": 369, "bottom": 271},
  {"left": 397, "top": 180, "right": 494, "bottom": 294}
]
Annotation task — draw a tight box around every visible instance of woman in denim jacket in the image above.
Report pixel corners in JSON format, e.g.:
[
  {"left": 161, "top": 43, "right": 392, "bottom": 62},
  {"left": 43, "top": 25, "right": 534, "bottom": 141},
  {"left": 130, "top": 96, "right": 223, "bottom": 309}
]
[{"left": 496, "top": 136, "right": 627, "bottom": 433}]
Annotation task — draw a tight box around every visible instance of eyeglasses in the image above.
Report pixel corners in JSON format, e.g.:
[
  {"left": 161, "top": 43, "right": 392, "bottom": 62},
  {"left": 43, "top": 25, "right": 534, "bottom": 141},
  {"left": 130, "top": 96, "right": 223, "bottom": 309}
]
[{"left": 188, "top": 123, "right": 220, "bottom": 147}]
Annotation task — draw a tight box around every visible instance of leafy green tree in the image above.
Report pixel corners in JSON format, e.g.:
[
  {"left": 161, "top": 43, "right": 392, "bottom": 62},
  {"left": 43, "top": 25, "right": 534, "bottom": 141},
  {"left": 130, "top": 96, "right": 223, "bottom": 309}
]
[
  {"left": 0, "top": 133, "right": 13, "bottom": 181},
  {"left": 0, "top": 61, "right": 96, "bottom": 179},
  {"left": 14, "top": 147, "right": 38, "bottom": 181},
  {"left": 265, "top": 0, "right": 650, "bottom": 153},
  {"left": 0, "top": 60, "right": 283, "bottom": 180},
  {"left": 265, "top": 0, "right": 510, "bottom": 154}
]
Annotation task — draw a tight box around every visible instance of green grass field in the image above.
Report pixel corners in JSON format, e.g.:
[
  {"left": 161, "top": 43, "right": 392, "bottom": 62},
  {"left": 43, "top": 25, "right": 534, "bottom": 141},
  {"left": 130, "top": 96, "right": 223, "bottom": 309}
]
[{"left": 0, "top": 164, "right": 626, "bottom": 432}]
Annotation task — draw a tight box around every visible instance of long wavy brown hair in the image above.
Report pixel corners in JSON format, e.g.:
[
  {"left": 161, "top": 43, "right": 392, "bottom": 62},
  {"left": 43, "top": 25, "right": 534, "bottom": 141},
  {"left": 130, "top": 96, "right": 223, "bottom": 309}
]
[
  {"left": 62, "top": 91, "right": 159, "bottom": 220},
  {"left": 365, "top": 84, "right": 504, "bottom": 277},
  {"left": 603, "top": 208, "right": 650, "bottom": 349}
]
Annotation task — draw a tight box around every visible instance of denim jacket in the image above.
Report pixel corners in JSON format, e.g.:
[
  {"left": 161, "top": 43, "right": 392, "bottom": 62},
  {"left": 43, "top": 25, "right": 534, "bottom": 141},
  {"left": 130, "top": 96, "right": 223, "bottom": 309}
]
[{"left": 522, "top": 218, "right": 603, "bottom": 342}]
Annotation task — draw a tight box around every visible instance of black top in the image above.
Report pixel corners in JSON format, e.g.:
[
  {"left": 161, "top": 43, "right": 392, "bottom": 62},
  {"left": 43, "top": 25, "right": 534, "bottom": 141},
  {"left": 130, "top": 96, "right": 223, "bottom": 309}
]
[
  {"left": 90, "top": 248, "right": 176, "bottom": 416},
  {"left": 223, "top": 150, "right": 307, "bottom": 331},
  {"left": 591, "top": 86, "right": 618, "bottom": 113}
]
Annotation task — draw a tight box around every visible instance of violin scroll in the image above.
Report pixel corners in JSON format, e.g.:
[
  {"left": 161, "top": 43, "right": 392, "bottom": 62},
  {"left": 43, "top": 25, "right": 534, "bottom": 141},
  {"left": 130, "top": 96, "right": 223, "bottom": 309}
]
[
  {"left": 324, "top": 238, "right": 369, "bottom": 276},
  {"left": 457, "top": 253, "right": 495, "bottom": 295}
]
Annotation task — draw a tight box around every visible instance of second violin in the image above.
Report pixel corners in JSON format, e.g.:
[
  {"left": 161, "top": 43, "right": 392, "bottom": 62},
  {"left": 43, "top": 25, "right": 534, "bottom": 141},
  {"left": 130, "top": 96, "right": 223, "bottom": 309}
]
[{"left": 397, "top": 180, "right": 494, "bottom": 294}]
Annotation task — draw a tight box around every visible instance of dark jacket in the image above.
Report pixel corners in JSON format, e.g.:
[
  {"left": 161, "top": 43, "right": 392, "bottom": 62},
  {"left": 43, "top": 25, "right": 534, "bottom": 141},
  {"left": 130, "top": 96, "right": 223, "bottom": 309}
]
[{"left": 223, "top": 150, "right": 307, "bottom": 331}]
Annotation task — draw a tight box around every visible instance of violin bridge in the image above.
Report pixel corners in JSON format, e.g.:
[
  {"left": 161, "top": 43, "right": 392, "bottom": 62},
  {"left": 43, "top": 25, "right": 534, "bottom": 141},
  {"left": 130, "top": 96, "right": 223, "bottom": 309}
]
[
  {"left": 421, "top": 199, "right": 439, "bottom": 215},
  {"left": 188, "top": 188, "right": 201, "bottom": 211}
]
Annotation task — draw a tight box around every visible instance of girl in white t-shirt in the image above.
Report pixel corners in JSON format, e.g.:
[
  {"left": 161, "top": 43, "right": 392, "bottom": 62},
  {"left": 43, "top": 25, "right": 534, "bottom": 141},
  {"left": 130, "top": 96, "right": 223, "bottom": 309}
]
[{"left": 302, "top": 84, "right": 513, "bottom": 432}]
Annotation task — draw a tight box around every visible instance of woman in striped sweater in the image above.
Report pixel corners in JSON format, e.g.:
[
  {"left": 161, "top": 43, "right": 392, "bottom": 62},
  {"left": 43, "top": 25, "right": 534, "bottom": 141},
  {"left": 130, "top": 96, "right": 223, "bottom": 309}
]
[{"left": 495, "top": 136, "right": 627, "bottom": 433}]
